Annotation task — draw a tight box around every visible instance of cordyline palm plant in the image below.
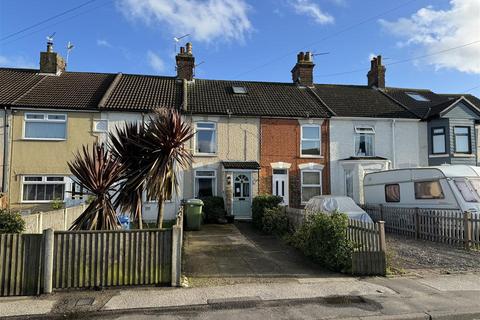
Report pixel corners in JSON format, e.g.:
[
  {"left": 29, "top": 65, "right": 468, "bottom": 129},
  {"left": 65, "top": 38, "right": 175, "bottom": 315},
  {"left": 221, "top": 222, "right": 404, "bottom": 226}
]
[
  {"left": 68, "top": 143, "right": 124, "bottom": 230},
  {"left": 109, "top": 122, "right": 147, "bottom": 229},
  {"left": 131, "top": 108, "right": 194, "bottom": 228}
]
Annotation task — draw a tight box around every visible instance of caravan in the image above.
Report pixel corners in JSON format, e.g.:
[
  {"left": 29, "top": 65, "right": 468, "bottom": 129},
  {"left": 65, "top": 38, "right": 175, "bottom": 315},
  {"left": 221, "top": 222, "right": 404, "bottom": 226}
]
[{"left": 364, "top": 165, "right": 480, "bottom": 214}]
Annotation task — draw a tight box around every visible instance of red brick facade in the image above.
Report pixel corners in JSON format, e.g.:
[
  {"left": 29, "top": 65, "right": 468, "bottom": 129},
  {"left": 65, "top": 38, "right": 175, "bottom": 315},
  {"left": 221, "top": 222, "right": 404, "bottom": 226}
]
[{"left": 259, "top": 118, "right": 330, "bottom": 208}]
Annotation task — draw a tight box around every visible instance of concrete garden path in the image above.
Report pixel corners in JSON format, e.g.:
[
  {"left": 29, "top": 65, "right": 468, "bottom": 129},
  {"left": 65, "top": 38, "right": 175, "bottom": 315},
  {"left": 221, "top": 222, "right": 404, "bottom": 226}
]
[{"left": 183, "top": 221, "right": 336, "bottom": 286}]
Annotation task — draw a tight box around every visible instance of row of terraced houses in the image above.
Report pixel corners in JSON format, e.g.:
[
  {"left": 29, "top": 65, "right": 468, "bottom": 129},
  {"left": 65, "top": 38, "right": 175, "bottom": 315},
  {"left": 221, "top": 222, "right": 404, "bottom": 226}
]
[{"left": 1, "top": 42, "right": 480, "bottom": 221}]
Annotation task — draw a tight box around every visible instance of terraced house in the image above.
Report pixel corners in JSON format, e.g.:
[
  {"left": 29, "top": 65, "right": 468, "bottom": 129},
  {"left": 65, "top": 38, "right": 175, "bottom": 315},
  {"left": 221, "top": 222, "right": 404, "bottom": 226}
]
[{"left": 1, "top": 41, "right": 480, "bottom": 219}]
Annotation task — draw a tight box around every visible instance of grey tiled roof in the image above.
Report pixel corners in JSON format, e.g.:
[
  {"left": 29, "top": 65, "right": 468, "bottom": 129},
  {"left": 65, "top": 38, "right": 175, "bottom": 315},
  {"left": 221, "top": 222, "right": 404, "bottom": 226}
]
[{"left": 186, "top": 79, "right": 332, "bottom": 118}]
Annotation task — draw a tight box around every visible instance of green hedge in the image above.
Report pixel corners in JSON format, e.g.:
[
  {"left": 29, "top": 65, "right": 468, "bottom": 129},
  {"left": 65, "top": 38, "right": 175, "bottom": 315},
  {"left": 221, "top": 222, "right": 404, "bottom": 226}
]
[
  {"left": 261, "top": 207, "right": 290, "bottom": 236},
  {"left": 0, "top": 210, "right": 25, "bottom": 234},
  {"left": 290, "top": 212, "right": 353, "bottom": 272},
  {"left": 201, "top": 196, "right": 226, "bottom": 223},
  {"left": 252, "top": 195, "right": 283, "bottom": 229}
]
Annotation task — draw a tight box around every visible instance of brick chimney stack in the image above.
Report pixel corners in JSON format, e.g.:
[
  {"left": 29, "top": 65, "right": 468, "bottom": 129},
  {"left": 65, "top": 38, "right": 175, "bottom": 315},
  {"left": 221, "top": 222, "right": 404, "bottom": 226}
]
[
  {"left": 367, "top": 55, "right": 386, "bottom": 88},
  {"left": 291, "top": 51, "right": 315, "bottom": 87},
  {"left": 39, "top": 40, "right": 66, "bottom": 74},
  {"left": 176, "top": 42, "right": 195, "bottom": 81}
]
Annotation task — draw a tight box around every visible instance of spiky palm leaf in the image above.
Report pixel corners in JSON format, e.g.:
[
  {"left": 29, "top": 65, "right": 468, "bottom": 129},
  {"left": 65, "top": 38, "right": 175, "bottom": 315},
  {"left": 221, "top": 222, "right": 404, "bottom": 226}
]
[
  {"left": 132, "top": 108, "right": 194, "bottom": 228},
  {"left": 68, "top": 143, "right": 124, "bottom": 230},
  {"left": 109, "top": 122, "right": 147, "bottom": 228}
]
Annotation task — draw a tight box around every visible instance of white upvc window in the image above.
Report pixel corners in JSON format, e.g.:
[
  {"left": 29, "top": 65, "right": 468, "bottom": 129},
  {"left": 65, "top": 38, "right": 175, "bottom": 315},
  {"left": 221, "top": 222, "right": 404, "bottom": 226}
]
[
  {"left": 300, "top": 124, "right": 321, "bottom": 157},
  {"left": 24, "top": 113, "right": 67, "bottom": 140},
  {"left": 194, "top": 170, "right": 216, "bottom": 198},
  {"left": 301, "top": 170, "right": 322, "bottom": 203},
  {"left": 354, "top": 126, "right": 375, "bottom": 157},
  {"left": 195, "top": 122, "right": 217, "bottom": 155},
  {"left": 22, "top": 175, "right": 66, "bottom": 203}
]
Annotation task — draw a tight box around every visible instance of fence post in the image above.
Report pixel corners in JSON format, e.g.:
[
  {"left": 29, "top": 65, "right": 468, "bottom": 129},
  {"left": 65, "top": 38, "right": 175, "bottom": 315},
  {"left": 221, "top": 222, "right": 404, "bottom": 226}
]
[
  {"left": 378, "top": 221, "right": 386, "bottom": 252},
  {"left": 414, "top": 207, "right": 420, "bottom": 240},
  {"left": 38, "top": 212, "right": 43, "bottom": 233},
  {"left": 171, "top": 225, "right": 182, "bottom": 287},
  {"left": 464, "top": 211, "right": 472, "bottom": 250},
  {"left": 42, "top": 228, "right": 54, "bottom": 294},
  {"left": 63, "top": 208, "right": 68, "bottom": 230}
]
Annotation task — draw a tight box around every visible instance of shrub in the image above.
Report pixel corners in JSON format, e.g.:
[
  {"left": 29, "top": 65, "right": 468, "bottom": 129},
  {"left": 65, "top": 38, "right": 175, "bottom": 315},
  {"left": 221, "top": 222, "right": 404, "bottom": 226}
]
[
  {"left": 0, "top": 210, "right": 26, "bottom": 234},
  {"left": 201, "top": 196, "right": 226, "bottom": 223},
  {"left": 261, "top": 207, "right": 290, "bottom": 236},
  {"left": 252, "top": 195, "right": 283, "bottom": 229},
  {"left": 290, "top": 212, "right": 353, "bottom": 272},
  {"left": 51, "top": 198, "right": 64, "bottom": 210}
]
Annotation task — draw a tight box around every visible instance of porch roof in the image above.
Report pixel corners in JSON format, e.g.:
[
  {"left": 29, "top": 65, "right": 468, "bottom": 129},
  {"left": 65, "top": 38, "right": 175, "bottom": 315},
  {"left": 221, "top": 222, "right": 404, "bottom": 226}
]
[{"left": 222, "top": 161, "right": 261, "bottom": 170}]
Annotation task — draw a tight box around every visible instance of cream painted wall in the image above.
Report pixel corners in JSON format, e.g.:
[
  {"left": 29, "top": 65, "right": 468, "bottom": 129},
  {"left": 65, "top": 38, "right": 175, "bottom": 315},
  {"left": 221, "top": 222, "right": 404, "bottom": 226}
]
[
  {"left": 184, "top": 115, "right": 261, "bottom": 201},
  {"left": 330, "top": 118, "right": 428, "bottom": 203},
  {"left": 0, "top": 109, "right": 4, "bottom": 192},
  {"left": 9, "top": 109, "right": 100, "bottom": 212}
]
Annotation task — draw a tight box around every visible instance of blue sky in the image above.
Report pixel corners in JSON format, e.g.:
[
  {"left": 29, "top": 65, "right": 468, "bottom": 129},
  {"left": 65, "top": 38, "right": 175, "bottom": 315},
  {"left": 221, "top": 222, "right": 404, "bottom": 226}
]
[{"left": 0, "top": 0, "right": 479, "bottom": 95}]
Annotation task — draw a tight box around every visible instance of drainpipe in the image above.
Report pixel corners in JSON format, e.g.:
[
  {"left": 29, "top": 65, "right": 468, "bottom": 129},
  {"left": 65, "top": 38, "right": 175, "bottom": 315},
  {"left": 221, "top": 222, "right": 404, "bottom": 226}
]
[
  {"left": 391, "top": 119, "right": 396, "bottom": 169},
  {"left": 2, "top": 107, "right": 9, "bottom": 193}
]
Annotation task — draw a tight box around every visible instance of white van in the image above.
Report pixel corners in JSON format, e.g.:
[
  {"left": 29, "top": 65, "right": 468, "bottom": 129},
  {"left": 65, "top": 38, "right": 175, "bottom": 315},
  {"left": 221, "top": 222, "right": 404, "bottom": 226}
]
[{"left": 363, "top": 165, "right": 480, "bottom": 214}]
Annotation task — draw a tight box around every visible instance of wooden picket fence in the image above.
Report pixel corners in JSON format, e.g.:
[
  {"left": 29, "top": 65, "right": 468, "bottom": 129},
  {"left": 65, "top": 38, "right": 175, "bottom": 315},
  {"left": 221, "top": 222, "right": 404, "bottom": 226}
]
[
  {"left": 285, "top": 207, "right": 387, "bottom": 276},
  {"left": 0, "top": 207, "right": 185, "bottom": 296},
  {"left": 363, "top": 205, "right": 480, "bottom": 250}
]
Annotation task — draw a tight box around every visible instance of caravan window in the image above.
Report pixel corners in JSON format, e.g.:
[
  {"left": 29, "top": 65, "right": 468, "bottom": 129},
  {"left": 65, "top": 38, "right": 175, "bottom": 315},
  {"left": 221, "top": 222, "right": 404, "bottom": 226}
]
[
  {"left": 414, "top": 181, "right": 444, "bottom": 199},
  {"left": 454, "top": 180, "right": 479, "bottom": 202},
  {"left": 385, "top": 184, "right": 400, "bottom": 202}
]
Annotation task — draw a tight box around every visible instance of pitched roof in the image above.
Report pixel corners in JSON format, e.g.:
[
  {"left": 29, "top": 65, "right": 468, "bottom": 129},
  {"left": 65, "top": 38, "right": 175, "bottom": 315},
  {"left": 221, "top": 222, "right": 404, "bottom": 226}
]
[
  {"left": 0, "top": 68, "right": 116, "bottom": 110},
  {"left": 186, "top": 79, "right": 332, "bottom": 118},
  {"left": 312, "top": 84, "right": 417, "bottom": 118},
  {"left": 101, "top": 74, "right": 182, "bottom": 111},
  {"left": 383, "top": 87, "right": 480, "bottom": 119}
]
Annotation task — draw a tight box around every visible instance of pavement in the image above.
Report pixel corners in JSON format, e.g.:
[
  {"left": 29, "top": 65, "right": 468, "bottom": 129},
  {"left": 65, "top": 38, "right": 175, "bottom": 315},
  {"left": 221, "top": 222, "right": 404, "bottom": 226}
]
[
  {"left": 1, "top": 223, "right": 480, "bottom": 319},
  {"left": 1, "top": 273, "right": 480, "bottom": 319}
]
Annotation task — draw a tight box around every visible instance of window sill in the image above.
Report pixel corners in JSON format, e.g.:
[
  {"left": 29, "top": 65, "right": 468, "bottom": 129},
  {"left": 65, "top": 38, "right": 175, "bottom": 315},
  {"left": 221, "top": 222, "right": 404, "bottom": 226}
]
[
  {"left": 452, "top": 153, "right": 475, "bottom": 158},
  {"left": 429, "top": 153, "right": 448, "bottom": 158},
  {"left": 22, "top": 138, "right": 66, "bottom": 141},
  {"left": 299, "top": 155, "right": 323, "bottom": 159},
  {"left": 194, "top": 153, "right": 217, "bottom": 157},
  {"left": 21, "top": 200, "right": 63, "bottom": 204}
]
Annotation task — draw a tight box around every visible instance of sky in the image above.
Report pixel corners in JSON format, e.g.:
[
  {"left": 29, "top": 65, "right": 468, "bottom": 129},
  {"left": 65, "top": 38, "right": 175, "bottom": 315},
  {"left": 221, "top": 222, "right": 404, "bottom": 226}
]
[{"left": 0, "top": 0, "right": 479, "bottom": 95}]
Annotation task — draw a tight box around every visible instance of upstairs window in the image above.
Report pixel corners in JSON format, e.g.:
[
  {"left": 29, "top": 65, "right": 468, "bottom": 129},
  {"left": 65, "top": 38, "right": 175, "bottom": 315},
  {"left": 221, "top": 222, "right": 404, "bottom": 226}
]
[
  {"left": 301, "top": 125, "right": 321, "bottom": 156},
  {"left": 431, "top": 127, "right": 446, "bottom": 154},
  {"left": 24, "top": 113, "right": 67, "bottom": 140},
  {"left": 406, "top": 92, "right": 430, "bottom": 102},
  {"left": 22, "top": 176, "right": 66, "bottom": 202},
  {"left": 354, "top": 126, "right": 375, "bottom": 157},
  {"left": 454, "top": 126, "right": 471, "bottom": 153},
  {"left": 195, "top": 122, "right": 216, "bottom": 155}
]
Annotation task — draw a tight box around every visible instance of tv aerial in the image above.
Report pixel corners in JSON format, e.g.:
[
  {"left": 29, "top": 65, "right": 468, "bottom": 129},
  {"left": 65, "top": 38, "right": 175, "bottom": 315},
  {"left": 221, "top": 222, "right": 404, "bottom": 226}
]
[
  {"left": 46, "top": 32, "right": 56, "bottom": 44},
  {"left": 66, "top": 41, "right": 75, "bottom": 66}
]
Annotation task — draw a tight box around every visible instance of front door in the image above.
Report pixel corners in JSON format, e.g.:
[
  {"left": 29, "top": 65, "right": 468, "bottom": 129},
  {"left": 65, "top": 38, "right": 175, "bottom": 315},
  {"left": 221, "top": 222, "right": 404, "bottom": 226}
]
[
  {"left": 232, "top": 172, "right": 252, "bottom": 218},
  {"left": 272, "top": 169, "right": 289, "bottom": 205}
]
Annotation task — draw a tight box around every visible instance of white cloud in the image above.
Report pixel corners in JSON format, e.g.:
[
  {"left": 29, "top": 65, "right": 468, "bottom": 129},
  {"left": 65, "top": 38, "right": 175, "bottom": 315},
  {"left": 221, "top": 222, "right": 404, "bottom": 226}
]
[
  {"left": 117, "top": 0, "right": 252, "bottom": 43},
  {"left": 97, "top": 39, "right": 112, "bottom": 48},
  {"left": 288, "top": 0, "right": 334, "bottom": 25},
  {"left": 379, "top": 0, "right": 480, "bottom": 74},
  {"left": 0, "top": 55, "right": 36, "bottom": 69},
  {"left": 147, "top": 50, "right": 165, "bottom": 72}
]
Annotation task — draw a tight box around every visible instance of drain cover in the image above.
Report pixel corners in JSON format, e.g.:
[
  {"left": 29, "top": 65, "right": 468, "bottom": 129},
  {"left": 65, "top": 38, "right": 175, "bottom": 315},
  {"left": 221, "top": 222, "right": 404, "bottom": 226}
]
[{"left": 75, "top": 298, "right": 95, "bottom": 306}]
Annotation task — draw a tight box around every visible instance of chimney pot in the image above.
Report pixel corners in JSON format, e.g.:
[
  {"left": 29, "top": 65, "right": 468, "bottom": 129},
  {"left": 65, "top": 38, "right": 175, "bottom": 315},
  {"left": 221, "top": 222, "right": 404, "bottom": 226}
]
[
  {"left": 305, "top": 51, "right": 312, "bottom": 62},
  {"left": 186, "top": 42, "right": 192, "bottom": 55},
  {"left": 180, "top": 46, "right": 185, "bottom": 54},
  {"left": 367, "top": 54, "right": 386, "bottom": 88}
]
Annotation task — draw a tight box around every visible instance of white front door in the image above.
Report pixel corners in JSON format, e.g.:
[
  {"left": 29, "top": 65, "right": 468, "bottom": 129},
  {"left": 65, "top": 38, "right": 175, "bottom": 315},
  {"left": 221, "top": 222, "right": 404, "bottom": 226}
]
[{"left": 272, "top": 169, "right": 289, "bottom": 205}]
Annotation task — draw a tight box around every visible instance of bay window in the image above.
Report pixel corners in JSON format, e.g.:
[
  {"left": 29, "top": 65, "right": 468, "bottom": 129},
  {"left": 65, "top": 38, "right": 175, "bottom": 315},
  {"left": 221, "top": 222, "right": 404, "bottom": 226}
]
[
  {"left": 195, "top": 122, "right": 216, "bottom": 155},
  {"left": 301, "top": 125, "right": 321, "bottom": 156},
  {"left": 354, "top": 126, "right": 375, "bottom": 157},
  {"left": 24, "top": 113, "right": 67, "bottom": 140}
]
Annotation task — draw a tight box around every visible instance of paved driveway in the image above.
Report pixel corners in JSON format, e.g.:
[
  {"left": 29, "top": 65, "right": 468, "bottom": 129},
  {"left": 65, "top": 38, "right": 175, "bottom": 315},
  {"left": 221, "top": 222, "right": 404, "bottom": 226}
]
[{"left": 183, "top": 222, "right": 336, "bottom": 286}]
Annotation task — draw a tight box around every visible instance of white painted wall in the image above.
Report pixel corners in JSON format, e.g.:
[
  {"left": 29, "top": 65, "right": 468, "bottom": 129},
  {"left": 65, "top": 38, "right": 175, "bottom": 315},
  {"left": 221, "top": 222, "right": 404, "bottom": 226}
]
[
  {"left": 101, "top": 111, "right": 183, "bottom": 221},
  {"left": 329, "top": 118, "right": 428, "bottom": 203}
]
